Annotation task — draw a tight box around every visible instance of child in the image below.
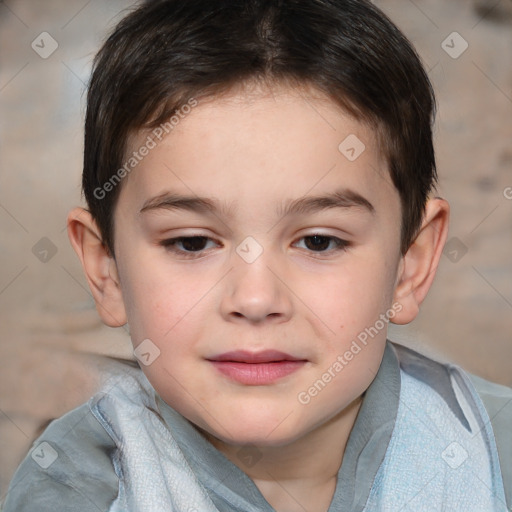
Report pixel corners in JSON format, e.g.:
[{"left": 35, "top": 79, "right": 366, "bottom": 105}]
[{"left": 4, "top": 0, "right": 511, "bottom": 510}]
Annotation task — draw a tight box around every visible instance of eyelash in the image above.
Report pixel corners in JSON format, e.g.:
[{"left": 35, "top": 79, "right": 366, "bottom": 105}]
[{"left": 159, "top": 234, "right": 349, "bottom": 259}]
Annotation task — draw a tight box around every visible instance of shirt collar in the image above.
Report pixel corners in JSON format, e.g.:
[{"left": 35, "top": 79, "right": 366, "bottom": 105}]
[
  {"left": 330, "top": 340, "right": 400, "bottom": 511},
  {"left": 156, "top": 341, "right": 400, "bottom": 511}
]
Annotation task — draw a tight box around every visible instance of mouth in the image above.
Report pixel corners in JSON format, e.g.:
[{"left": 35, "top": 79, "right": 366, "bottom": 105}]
[{"left": 206, "top": 350, "right": 307, "bottom": 385}]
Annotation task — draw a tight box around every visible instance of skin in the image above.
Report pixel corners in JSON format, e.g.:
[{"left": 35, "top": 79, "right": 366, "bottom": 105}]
[{"left": 68, "top": 82, "right": 449, "bottom": 512}]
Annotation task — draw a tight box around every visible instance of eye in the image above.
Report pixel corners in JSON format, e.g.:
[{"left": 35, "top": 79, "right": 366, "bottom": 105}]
[
  {"left": 293, "top": 234, "right": 348, "bottom": 253},
  {"left": 160, "top": 236, "right": 218, "bottom": 256}
]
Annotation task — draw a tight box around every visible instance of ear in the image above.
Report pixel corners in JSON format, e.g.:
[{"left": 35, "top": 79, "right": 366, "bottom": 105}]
[
  {"left": 67, "top": 207, "right": 127, "bottom": 327},
  {"left": 391, "top": 198, "right": 450, "bottom": 325}
]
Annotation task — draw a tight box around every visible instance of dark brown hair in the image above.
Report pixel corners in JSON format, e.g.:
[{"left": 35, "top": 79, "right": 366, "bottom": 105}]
[{"left": 83, "top": 0, "right": 437, "bottom": 255}]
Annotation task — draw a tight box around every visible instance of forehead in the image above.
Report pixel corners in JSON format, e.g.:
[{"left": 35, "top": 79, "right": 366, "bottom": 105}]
[{"left": 120, "top": 85, "right": 398, "bottom": 221}]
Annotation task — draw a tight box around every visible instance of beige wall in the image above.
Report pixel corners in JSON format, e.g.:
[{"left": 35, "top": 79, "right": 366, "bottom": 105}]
[{"left": 0, "top": 0, "right": 511, "bottom": 497}]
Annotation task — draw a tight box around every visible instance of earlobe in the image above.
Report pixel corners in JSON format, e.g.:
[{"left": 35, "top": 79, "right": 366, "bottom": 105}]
[
  {"left": 67, "top": 207, "right": 127, "bottom": 327},
  {"left": 391, "top": 198, "right": 450, "bottom": 325}
]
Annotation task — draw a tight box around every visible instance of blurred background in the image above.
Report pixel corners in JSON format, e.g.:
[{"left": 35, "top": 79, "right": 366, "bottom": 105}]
[{"left": 0, "top": 0, "right": 511, "bottom": 498}]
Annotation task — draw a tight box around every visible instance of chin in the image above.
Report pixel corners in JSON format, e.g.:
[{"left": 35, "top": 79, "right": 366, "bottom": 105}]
[{"left": 201, "top": 414, "right": 309, "bottom": 449}]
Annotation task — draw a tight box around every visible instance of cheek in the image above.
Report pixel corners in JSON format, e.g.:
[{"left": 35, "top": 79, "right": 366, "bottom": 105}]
[
  {"left": 117, "top": 251, "right": 207, "bottom": 345},
  {"left": 118, "top": 262, "right": 212, "bottom": 403},
  {"left": 301, "top": 258, "right": 397, "bottom": 334}
]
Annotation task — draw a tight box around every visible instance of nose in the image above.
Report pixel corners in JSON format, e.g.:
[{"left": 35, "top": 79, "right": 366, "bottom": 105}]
[{"left": 220, "top": 251, "right": 293, "bottom": 324}]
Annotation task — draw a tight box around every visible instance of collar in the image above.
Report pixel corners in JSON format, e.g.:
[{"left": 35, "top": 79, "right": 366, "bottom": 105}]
[{"left": 156, "top": 341, "right": 400, "bottom": 511}]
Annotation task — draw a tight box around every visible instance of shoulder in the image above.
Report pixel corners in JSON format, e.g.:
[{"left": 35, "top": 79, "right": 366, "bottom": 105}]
[
  {"left": 390, "top": 341, "right": 512, "bottom": 507},
  {"left": 467, "top": 371, "right": 512, "bottom": 409},
  {"left": 467, "top": 372, "right": 512, "bottom": 507},
  {"left": 391, "top": 341, "right": 512, "bottom": 427},
  {"left": 2, "top": 400, "right": 119, "bottom": 512},
  {"left": 467, "top": 371, "right": 512, "bottom": 437},
  {"left": 390, "top": 341, "right": 512, "bottom": 421}
]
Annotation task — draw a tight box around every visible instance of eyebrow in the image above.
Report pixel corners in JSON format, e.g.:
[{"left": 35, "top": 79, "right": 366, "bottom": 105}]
[
  {"left": 140, "top": 193, "right": 224, "bottom": 215},
  {"left": 139, "top": 188, "right": 375, "bottom": 217},
  {"left": 278, "top": 189, "right": 375, "bottom": 216}
]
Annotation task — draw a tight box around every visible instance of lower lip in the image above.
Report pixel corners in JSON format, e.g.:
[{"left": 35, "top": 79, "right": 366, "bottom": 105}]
[{"left": 209, "top": 360, "right": 305, "bottom": 385}]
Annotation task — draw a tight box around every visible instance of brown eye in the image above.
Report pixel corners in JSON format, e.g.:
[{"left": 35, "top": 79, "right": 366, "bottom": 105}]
[
  {"left": 304, "top": 235, "right": 332, "bottom": 251},
  {"left": 179, "top": 236, "right": 209, "bottom": 251},
  {"left": 293, "top": 235, "right": 349, "bottom": 254},
  {"left": 161, "top": 236, "right": 214, "bottom": 253}
]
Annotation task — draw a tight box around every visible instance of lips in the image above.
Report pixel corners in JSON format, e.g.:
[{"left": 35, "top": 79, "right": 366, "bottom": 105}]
[
  {"left": 209, "top": 350, "right": 303, "bottom": 363},
  {"left": 207, "top": 350, "right": 307, "bottom": 385}
]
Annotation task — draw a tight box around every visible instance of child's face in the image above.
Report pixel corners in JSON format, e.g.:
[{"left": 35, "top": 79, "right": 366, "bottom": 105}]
[{"left": 112, "top": 85, "right": 403, "bottom": 446}]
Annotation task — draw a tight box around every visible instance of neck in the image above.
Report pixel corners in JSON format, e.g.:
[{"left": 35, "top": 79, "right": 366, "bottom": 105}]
[{"left": 203, "top": 396, "right": 362, "bottom": 511}]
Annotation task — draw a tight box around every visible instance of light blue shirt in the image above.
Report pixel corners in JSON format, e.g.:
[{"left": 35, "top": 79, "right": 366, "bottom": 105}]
[{"left": 3, "top": 342, "right": 511, "bottom": 511}]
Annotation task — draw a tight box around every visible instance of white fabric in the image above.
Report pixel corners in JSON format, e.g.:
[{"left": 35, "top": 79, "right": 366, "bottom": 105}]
[
  {"left": 364, "top": 367, "right": 507, "bottom": 511},
  {"left": 90, "top": 365, "right": 507, "bottom": 511},
  {"left": 90, "top": 373, "right": 219, "bottom": 512}
]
